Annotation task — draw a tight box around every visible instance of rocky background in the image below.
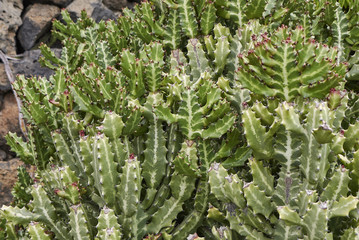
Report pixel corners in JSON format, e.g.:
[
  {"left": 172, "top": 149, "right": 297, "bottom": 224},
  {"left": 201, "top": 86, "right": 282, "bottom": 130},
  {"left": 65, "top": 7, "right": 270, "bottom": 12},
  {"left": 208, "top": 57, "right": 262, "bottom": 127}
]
[{"left": 0, "top": 0, "right": 138, "bottom": 206}]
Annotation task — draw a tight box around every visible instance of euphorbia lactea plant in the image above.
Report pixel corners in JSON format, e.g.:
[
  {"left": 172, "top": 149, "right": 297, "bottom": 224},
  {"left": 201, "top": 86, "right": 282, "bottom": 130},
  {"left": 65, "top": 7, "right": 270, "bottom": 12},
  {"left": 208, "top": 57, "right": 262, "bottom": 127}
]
[{"left": 1, "top": 0, "right": 359, "bottom": 239}]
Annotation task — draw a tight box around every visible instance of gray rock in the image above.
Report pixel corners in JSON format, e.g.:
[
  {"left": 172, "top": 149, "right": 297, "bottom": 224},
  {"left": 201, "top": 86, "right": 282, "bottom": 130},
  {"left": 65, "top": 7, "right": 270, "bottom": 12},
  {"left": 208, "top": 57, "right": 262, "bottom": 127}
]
[
  {"left": 18, "top": 4, "right": 60, "bottom": 51},
  {"left": 12, "top": 49, "right": 62, "bottom": 78},
  {"left": 103, "top": 0, "right": 127, "bottom": 11},
  {"left": 0, "top": 150, "right": 6, "bottom": 161},
  {"left": 0, "top": 158, "right": 23, "bottom": 207},
  {"left": 0, "top": 63, "right": 11, "bottom": 93},
  {"left": 66, "top": 0, "right": 101, "bottom": 18},
  {"left": 0, "top": 0, "right": 23, "bottom": 55},
  {"left": 91, "top": 3, "right": 117, "bottom": 23},
  {"left": 0, "top": 92, "right": 21, "bottom": 153}
]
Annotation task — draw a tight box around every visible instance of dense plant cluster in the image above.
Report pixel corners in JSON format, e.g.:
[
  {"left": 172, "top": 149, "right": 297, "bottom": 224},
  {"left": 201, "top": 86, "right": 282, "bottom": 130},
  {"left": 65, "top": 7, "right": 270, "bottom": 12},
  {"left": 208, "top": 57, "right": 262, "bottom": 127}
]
[{"left": 1, "top": 0, "right": 359, "bottom": 239}]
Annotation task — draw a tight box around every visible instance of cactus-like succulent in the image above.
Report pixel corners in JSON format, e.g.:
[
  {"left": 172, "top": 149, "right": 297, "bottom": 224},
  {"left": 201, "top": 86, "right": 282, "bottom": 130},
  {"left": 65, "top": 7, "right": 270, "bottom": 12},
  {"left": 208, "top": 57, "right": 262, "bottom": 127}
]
[
  {"left": 209, "top": 97, "right": 359, "bottom": 238},
  {"left": 1, "top": 0, "right": 359, "bottom": 239},
  {"left": 1, "top": 6, "right": 238, "bottom": 239}
]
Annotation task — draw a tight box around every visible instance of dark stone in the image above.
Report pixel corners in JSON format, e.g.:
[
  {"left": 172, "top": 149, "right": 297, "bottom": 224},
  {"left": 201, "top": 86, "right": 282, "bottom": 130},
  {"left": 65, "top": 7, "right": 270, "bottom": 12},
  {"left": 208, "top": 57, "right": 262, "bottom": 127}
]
[
  {"left": 0, "top": 94, "right": 3, "bottom": 110},
  {"left": 103, "top": 0, "right": 127, "bottom": 11},
  {"left": 91, "top": 4, "right": 117, "bottom": 23},
  {"left": 0, "top": 63, "right": 11, "bottom": 93},
  {"left": 12, "top": 49, "right": 62, "bottom": 78},
  {"left": 0, "top": 150, "right": 6, "bottom": 161},
  {"left": 17, "top": 4, "right": 60, "bottom": 51},
  {"left": 23, "top": 0, "right": 74, "bottom": 8}
]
